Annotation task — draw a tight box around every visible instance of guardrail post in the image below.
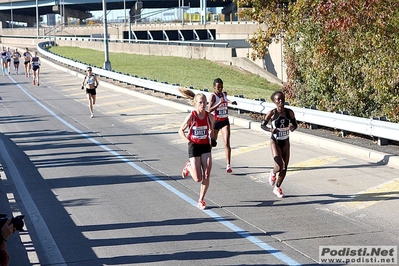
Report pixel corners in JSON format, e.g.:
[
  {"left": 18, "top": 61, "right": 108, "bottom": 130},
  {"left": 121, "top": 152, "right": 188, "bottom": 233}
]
[
  {"left": 373, "top": 116, "right": 389, "bottom": 146},
  {"left": 336, "top": 111, "right": 350, "bottom": 137},
  {"left": 309, "top": 106, "right": 318, "bottom": 129},
  {"left": 234, "top": 95, "right": 245, "bottom": 114}
]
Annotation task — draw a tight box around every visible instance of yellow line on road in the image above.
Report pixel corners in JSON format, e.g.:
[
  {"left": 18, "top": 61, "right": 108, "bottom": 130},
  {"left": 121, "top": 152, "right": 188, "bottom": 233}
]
[
  {"left": 75, "top": 94, "right": 117, "bottom": 103},
  {"left": 170, "top": 139, "right": 187, "bottom": 145},
  {"left": 150, "top": 123, "right": 181, "bottom": 130},
  {"left": 249, "top": 155, "right": 340, "bottom": 183},
  {"left": 96, "top": 100, "right": 130, "bottom": 107},
  {"left": 287, "top": 156, "right": 341, "bottom": 175},
  {"left": 62, "top": 87, "right": 80, "bottom": 92},
  {"left": 123, "top": 113, "right": 168, "bottom": 122},
  {"left": 213, "top": 141, "right": 270, "bottom": 160},
  {"left": 69, "top": 92, "right": 84, "bottom": 97},
  {"left": 107, "top": 105, "right": 154, "bottom": 114},
  {"left": 337, "top": 178, "right": 399, "bottom": 212}
]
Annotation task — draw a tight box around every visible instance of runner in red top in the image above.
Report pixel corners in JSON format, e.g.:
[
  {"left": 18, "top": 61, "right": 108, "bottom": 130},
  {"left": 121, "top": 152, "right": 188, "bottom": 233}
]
[
  {"left": 208, "top": 78, "right": 237, "bottom": 173},
  {"left": 179, "top": 92, "right": 216, "bottom": 210}
]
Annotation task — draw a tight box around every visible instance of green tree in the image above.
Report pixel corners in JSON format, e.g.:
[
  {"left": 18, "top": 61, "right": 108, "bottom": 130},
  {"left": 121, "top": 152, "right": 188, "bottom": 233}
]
[{"left": 239, "top": 0, "right": 399, "bottom": 122}]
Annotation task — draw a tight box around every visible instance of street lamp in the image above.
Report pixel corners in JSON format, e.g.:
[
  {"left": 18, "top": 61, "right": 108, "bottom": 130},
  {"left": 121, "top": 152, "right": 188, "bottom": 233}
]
[
  {"left": 36, "top": 0, "right": 39, "bottom": 37},
  {"left": 102, "top": 0, "right": 111, "bottom": 70},
  {"left": 123, "top": 0, "right": 126, "bottom": 26},
  {"left": 10, "top": 0, "right": 13, "bottom": 29}
]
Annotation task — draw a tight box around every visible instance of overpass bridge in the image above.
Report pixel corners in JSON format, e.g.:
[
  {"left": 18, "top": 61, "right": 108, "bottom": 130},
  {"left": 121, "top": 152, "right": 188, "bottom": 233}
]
[{"left": 0, "top": 0, "right": 236, "bottom": 27}]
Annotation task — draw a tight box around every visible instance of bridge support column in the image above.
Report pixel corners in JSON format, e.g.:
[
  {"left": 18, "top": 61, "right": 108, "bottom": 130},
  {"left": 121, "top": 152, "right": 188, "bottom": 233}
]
[
  {"left": 200, "top": 0, "right": 206, "bottom": 24},
  {"left": 130, "top": 2, "right": 143, "bottom": 23},
  {"left": 0, "top": 14, "right": 7, "bottom": 28}
]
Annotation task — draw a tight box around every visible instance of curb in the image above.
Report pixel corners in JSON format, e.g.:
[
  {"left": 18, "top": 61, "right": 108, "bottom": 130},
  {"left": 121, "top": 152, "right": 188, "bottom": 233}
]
[{"left": 231, "top": 117, "right": 399, "bottom": 170}]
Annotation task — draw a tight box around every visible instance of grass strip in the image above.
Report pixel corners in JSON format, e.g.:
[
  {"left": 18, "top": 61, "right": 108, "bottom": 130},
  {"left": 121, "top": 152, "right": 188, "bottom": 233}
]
[{"left": 48, "top": 46, "right": 281, "bottom": 100}]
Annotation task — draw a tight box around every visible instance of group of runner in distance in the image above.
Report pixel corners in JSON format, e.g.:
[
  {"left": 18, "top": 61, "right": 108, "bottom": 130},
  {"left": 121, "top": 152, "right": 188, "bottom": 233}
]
[
  {"left": 1, "top": 47, "right": 41, "bottom": 85},
  {"left": 179, "top": 79, "right": 298, "bottom": 209}
]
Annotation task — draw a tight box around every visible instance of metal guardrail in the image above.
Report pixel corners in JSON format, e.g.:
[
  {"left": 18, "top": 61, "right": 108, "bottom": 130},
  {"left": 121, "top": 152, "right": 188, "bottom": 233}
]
[
  {"left": 37, "top": 41, "right": 399, "bottom": 143},
  {"left": 1, "top": 35, "right": 230, "bottom": 48}
]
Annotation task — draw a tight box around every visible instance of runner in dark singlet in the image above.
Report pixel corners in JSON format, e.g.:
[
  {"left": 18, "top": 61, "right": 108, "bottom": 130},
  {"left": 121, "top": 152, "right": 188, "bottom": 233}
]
[
  {"left": 1, "top": 47, "right": 7, "bottom": 76},
  {"left": 31, "top": 52, "right": 41, "bottom": 85},
  {"left": 5, "top": 47, "right": 12, "bottom": 74},
  {"left": 12, "top": 48, "right": 22, "bottom": 75},
  {"left": 261, "top": 91, "right": 298, "bottom": 198},
  {"left": 208, "top": 78, "right": 237, "bottom": 173}
]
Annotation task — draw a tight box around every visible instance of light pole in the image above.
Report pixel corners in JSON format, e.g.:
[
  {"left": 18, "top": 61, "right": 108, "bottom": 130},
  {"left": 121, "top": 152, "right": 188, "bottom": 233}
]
[
  {"left": 102, "top": 0, "right": 111, "bottom": 70},
  {"left": 123, "top": 0, "right": 126, "bottom": 26},
  {"left": 36, "top": 0, "right": 39, "bottom": 37},
  {"left": 10, "top": 0, "right": 13, "bottom": 28}
]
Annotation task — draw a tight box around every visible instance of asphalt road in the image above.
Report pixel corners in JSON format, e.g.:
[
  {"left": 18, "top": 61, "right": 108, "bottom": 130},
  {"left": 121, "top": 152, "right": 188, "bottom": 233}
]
[{"left": 0, "top": 57, "right": 398, "bottom": 266}]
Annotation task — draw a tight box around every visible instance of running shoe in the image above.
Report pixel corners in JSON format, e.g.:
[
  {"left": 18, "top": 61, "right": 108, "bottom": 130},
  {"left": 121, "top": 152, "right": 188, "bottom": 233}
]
[
  {"left": 32, "top": 80, "right": 35, "bottom": 85},
  {"left": 90, "top": 113, "right": 94, "bottom": 118},
  {"left": 226, "top": 165, "right": 232, "bottom": 173},
  {"left": 273, "top": 186, "right": 284, "bottom": 198},
  {"left": 269, "top": 169, "right": 276, "bottom": 186},
  {"left": 197, "top": 200, "right": 206, "bottom": 210},
  {"left": 181, "top": 161, "right": 190, "bottom": 178}
]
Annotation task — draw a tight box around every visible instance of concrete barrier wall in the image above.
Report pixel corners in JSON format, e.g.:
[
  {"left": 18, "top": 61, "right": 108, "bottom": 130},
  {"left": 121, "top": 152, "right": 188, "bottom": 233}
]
[
  {"left": 0, "top": 21, "right": 285, "bottom": 84},
  {"left": 0, "top": 22, "right": 262, "bottom": 40},
  {"left": 54, "top": 39, "right": 234, "bottom": 61}
]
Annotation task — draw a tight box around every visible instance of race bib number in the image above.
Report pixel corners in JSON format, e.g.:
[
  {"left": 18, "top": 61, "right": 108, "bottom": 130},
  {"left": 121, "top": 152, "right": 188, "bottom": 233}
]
[
  {"left": 192, "top": 126, "right": 208, "bottom": 140},
  {"left": 274, "top": 127, "right": 290, "bottom": 140},
  {"left": 216, "top": 107, "right": 228, "bottom": 118}
]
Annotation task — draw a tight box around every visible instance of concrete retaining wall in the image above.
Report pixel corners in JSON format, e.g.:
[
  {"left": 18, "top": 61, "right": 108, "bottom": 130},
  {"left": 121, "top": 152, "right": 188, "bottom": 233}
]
[{"left": 0, "top": 22, "right": 285, "bottom": 84}]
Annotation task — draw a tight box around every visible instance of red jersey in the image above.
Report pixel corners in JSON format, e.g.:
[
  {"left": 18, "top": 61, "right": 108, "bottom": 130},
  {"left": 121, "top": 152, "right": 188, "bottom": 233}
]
[
  {"left": 188, "top": 110, "right": 211, "bottom": 144},
  {"left": 212, "top": 92, "right": 229, "bottom": 122}
]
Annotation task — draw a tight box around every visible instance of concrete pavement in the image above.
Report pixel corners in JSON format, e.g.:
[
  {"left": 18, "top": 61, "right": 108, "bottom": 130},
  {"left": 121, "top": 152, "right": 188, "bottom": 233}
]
[{"left": 1, "top": 48, "right": 395, "bottom": 265}]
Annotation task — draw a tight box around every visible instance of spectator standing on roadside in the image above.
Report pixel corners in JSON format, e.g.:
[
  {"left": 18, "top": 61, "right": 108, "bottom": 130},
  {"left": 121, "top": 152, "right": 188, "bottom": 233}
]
[
  {"left": 178, "top": 88, "right": 217, "bottom": 210},
  {"left": 208, "top": 78, "right": 237, "bottom": 173},
  {"left": 23, "top": 48, "right": 32, "bottom": 77},
  {"left": 0, "top": 218, "right": 15, "bottom": 266},
  {"left": 260, "top": 91, "right": 298, "bottom": 198},
  {"left": 82, "top": 67, "right": 99, "bottom": 118}
]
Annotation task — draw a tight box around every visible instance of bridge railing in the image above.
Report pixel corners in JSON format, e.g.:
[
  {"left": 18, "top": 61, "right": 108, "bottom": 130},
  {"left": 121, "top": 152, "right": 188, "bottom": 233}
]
[{"left": 37, "top": 41, "right": 399, "bottom": 144}]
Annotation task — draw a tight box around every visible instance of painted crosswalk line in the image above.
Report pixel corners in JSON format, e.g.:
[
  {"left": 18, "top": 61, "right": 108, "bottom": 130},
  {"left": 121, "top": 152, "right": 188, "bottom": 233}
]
[
  {"left": 334, "top": 178, "right": 399, "bottom": 213},
  {"left": 250, "top": 156, "right": 341, "bottom": 183}
]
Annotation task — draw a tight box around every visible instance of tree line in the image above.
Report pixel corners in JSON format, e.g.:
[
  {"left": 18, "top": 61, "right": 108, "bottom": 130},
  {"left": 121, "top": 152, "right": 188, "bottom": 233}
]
[{"left": 238, "top": 0, "right": 399, "bottom": 122}]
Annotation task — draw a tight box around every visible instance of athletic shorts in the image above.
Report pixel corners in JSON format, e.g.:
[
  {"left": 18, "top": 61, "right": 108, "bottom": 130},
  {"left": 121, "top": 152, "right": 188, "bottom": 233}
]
[
  {"left": 271, "top": 137, "right": 289, "bottom": 149},
  {"left": 24, "top": 61, "right": 30, "bottom": 65},
  {"left": 86, "top": 88, "right": 96, "bottom": 95},
  {"left": 32, "top": 66, "right": 39, "bottom": 71},
  {"left": 14, "top": 61, "right": 19, "bottom": 64},
  {"left": 188, "top": 143, "right": 211, "bottom": 158},
  {"left": 214, "top": 119, "right": 230, "bottom": 130},
  {"left": 6, "top": 59, "right": 10, "bottom": 62}
]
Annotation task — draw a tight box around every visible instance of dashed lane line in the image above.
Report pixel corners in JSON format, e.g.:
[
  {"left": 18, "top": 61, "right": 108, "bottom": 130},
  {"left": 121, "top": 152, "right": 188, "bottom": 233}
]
[
  {"left": 106, "top": 105, "right": 154, "bottom": 114},
  {"left": 213, "top": 141, "right": 270, "bottom": 160},
  {"left": 249, "top": 156, "right": 341, "bottom": 183}
]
